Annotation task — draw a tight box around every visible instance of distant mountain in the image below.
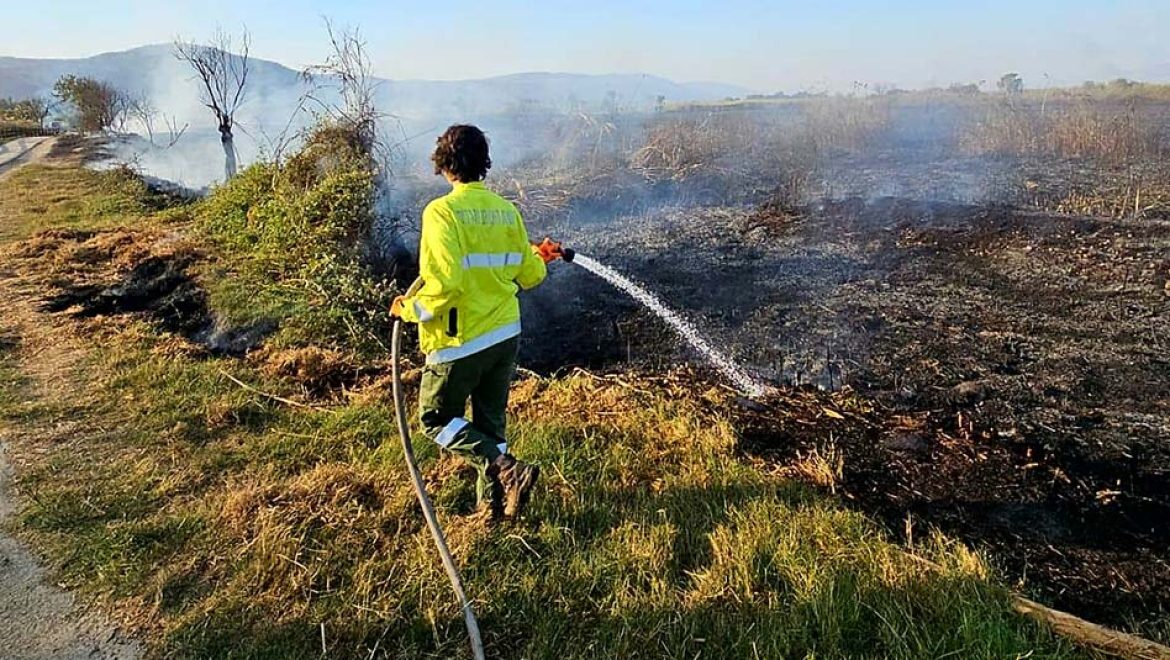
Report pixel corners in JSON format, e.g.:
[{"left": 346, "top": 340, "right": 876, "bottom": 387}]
[
  {"left": 0, "top": 45, "right": 754, "bottom": 122},
  {"left": 0, "top": 45, "right": 755, "bottom": 186}
]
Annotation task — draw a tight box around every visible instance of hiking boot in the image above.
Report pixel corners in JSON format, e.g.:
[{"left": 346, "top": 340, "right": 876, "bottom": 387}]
[
  {"left": 470, "top": 500, "right": 503, "bottom": 526},
  {"left": 490, "top": 453, "right": 539, "bottom": 518},
  {"left": 475, "top": 476, "right": 505, "bottom": 522}
]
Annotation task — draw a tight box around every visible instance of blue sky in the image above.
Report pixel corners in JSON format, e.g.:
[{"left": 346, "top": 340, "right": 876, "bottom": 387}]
[{"left": 4, "top": 0, "right": 1168, "bottom": 91}]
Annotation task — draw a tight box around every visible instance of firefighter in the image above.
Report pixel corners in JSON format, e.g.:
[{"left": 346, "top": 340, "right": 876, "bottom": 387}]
[{"left": 392, "top": 124, "right": 564, "bottom": 519}]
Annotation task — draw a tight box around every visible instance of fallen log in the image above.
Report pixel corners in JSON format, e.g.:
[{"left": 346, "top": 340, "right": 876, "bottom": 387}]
[
  {"left": 1011, "top": 595, "right": 1170, "bottom": 660},
  {"left": 907, "top": 553, "right": 1170, "bottom": 659}
]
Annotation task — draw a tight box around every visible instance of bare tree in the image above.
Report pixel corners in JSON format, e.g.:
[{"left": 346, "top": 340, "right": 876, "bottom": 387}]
[
  {"left": 254, "top": 95, "right": 309, "bottom": 168},
  {"left": 126, "top": 92, "right": 158, "bottom": 143},
  {"left": 174, "top": 28, "right": 251, "bottom": 179},
  {"left": 28, "top": 97, "right": 51, "bottom": 127},
  {"left": 162, "top": 115, "right": 190, "bottom": 148},
  {"left": 301, "top": 20, "right": 404, "bottom": 266},
  {"left": 110, "top": 92, "right": 134, "bottom": 133}
]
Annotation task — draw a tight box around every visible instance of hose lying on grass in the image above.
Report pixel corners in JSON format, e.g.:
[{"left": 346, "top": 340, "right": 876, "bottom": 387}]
[{"left": 391, "top": 312, "right": 486, "bottom": 660}]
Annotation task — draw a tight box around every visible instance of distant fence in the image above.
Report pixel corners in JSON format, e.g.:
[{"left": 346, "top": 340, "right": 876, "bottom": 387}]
[{"left": 0, "top": 125, "right": 63, "bottom": 143}]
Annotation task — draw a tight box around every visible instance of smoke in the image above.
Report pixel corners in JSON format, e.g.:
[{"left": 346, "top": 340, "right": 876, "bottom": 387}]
[
  {"left": 100, "top": 48, "right": 314, "bottom": 188},
  {"left": 92, "top": 45, "right": 1040, "bottom": 282},
  {"left": 89, "top": 44, "right": 741, "bottom": 190},
  {"left": 85, "top": 51, "right": 1135, "bottom": 395}
]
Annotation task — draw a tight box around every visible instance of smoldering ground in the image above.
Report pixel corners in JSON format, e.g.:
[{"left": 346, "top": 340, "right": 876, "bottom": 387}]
[
  {"left": 81, "top": 80, "right": 1170, "bottom": 636},
  {"left": 503, "top": 100, "right": 1170, "bottom": 633}
]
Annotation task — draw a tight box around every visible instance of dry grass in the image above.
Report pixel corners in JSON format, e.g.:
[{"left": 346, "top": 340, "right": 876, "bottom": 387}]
[
  {"left": 252, "top": 346, "right": 366, "bottom": 395},
  {"left": 0, "top": 150, "right": 1080, "bottom": 659},
  {"left": 788, "top": 440, "right": 846, "bottom": 494},
  {"left": 629, "top": 115, "right": 759, "bottom": 182},
  {"left": 1, "top": 339, "right": 1077, "bottom": 657},
  {"left": 1019, "top": 166, "right": 1170, "bottom": 219},
  {"left": 503, "top": 96, "right": 893, "bottom": 215},
  {"left": 801, "top": 96, "right": 893, "bottom": 150},
  {"left": 961, "top": 100, "right": 1165, "bottom": 164},
  {"left": 960, "top": 97, "right": 1170, "bottom": 218}
]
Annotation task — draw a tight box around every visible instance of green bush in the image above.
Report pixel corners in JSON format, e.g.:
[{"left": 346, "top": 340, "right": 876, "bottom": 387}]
[{"left": 195, "top": 124, "right": 396, "bottom": 358}]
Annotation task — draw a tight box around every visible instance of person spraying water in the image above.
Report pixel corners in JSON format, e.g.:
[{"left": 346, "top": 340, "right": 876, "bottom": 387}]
[
  {"left": 390, "top": 124, "right": 574, "bottom": 659},
  {"left": 390, "top": 124, "right": 764, "bottom": 659},
  {"left": 392, "top": 124, "right": 563, "bottom": 521}
]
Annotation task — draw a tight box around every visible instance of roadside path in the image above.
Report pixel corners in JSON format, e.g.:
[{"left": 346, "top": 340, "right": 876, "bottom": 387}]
[
  {"left": 0, "top": 137, "right": 142, "bottom": 659},
  {"left": 0, "top": 137, "right": 56, "bottom": 180}
]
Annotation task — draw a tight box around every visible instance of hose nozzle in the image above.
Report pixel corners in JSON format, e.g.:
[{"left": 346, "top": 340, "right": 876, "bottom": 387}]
[{"left": 536, "top": 237, "right": 574, "bottom": 264}]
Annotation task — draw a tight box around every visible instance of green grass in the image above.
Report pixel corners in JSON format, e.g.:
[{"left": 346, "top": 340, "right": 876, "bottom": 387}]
[
  {"left": 0, "top": 165, "right": 164, "bottom": 242},
  {"left": 5, "top": 333, "right": 1078, "bottom": 658},
  {"left": 190, "top": 129, "right": 396, "bottom": 358},
  {"left": 0, "top": 160, "right": 1084, "bottom": 658}
]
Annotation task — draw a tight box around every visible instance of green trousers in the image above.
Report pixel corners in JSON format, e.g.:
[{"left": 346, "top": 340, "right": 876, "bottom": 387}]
[{"left": 419, "top": 336, "right": 519, "bottom": 505}]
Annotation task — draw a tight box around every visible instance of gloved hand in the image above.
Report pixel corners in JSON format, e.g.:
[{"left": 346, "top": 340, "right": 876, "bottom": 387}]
[
  {"left": 390, "top": 295, "right": 408, "bottom": 318},
  {"left": 534, "top": 237, "right": 563, "bottom": 264}
]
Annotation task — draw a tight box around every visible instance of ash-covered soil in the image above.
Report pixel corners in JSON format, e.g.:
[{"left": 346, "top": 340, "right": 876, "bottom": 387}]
[
  {"left": 521, "top": 196, "right": 1170, "bottom": 635},
  {"left": 7, "top": 228, "right": 273, "bottom": 356}
]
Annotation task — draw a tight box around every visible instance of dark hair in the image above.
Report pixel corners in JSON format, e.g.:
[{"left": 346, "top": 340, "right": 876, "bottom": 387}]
[{"left": 431, "top": 124, "right": 491, "bottom": 182}]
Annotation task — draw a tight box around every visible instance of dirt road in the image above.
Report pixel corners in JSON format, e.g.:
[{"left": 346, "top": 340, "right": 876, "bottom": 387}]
[
  {"left": 0, "top": 135, "right": 141, "bottom": 659},
  {"left": 0, "top": 449, "right": 141, "bottom": 658},
  {"left": 0, "top": 137, "right": 56, "bottom": 180}
]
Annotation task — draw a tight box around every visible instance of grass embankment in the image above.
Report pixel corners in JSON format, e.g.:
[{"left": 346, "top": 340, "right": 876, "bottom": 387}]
[
  {"left": 0, "top": 165, "right": 151, "bottom": 241},
  {"left": 0, "top": 151, "right": 1077, "bottom": 657}
]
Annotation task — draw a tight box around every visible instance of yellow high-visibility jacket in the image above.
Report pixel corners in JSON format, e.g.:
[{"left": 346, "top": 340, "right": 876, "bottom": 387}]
[{"left": 400, "top": 181, "right": 547, "bottom": 363}]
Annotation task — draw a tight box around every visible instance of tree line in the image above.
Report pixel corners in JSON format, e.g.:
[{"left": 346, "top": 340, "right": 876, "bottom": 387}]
[{"left": 0, "top": 97, "right": 51, "bottom": 125}]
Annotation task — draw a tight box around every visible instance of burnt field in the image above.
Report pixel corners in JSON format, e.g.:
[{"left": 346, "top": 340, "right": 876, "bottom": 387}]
[{"left": 512, "top": 97, "right": 1170, "bottom": 636}]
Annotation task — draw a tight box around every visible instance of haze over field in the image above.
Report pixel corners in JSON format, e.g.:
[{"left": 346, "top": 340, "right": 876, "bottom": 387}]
[
  {"left": 3, "top": 0, "right": 1170, "bottom": 92},
  {"left": 3, "top": 0, "right": 1168, "bottom": 188},
  {"left": 0, "top": 44, "right": 754, "bottom": 186},
  {"left": 0, "top": 45, "right": 751, "bottom": 117}
]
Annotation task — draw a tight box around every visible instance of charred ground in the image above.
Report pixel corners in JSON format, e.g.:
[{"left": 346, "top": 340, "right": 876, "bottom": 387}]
[
  {"left": 513, "top": 98, "right": 1170, "bottom": 636},
  {"left": 12, "top": 97, "right": 1168, "bottom": 636},
  {"left": 522, "top": 196, "right": 1169, "bottom": 635}
]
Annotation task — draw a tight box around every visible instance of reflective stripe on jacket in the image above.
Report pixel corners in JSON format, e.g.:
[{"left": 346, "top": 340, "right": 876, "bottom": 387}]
[{"left": 400, "top": 181, "right": 547, "bottom": 363}]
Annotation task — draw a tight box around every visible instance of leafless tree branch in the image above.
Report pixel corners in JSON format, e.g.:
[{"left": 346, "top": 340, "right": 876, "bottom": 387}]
[
  {"left": 174, "top": 27, "right": 251, "bottom": 178},
  {"left": 301, "top": 19, "right": 387, "bottom": 157}
]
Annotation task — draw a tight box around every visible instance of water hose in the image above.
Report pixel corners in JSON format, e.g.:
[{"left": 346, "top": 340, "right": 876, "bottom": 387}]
[
  {"left": 387, "top": 243, "right": 569, "bottom": 658},
  {"left": 391, "top": 304, "right": 486, "bottom": 660}
]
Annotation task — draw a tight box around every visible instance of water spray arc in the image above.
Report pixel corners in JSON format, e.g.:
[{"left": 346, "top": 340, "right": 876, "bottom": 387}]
[{"left": 571, "top": 253, "right": 769, "bottom": 398}]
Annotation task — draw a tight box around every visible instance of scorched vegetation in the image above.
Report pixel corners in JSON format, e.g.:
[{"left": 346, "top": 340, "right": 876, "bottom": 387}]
[{"left": 0, "top": 120, "right": 1084, "bottom": 658}]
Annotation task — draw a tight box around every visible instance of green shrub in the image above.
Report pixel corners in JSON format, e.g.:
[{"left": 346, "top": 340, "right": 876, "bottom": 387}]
[{"left": 194, "top": 124, "right": 396, "bottom": 358}]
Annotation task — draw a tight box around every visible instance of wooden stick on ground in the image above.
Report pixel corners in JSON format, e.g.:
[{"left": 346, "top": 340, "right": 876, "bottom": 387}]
[
  {"left": 217, "top": 369, "right": 336, "bottom": 414},
  {"left": 1011, "top": 595, "right": 1170, "bottom": 660},
  {"left": 906, "top": 553, "right": 1170, "bottom": 659}
]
